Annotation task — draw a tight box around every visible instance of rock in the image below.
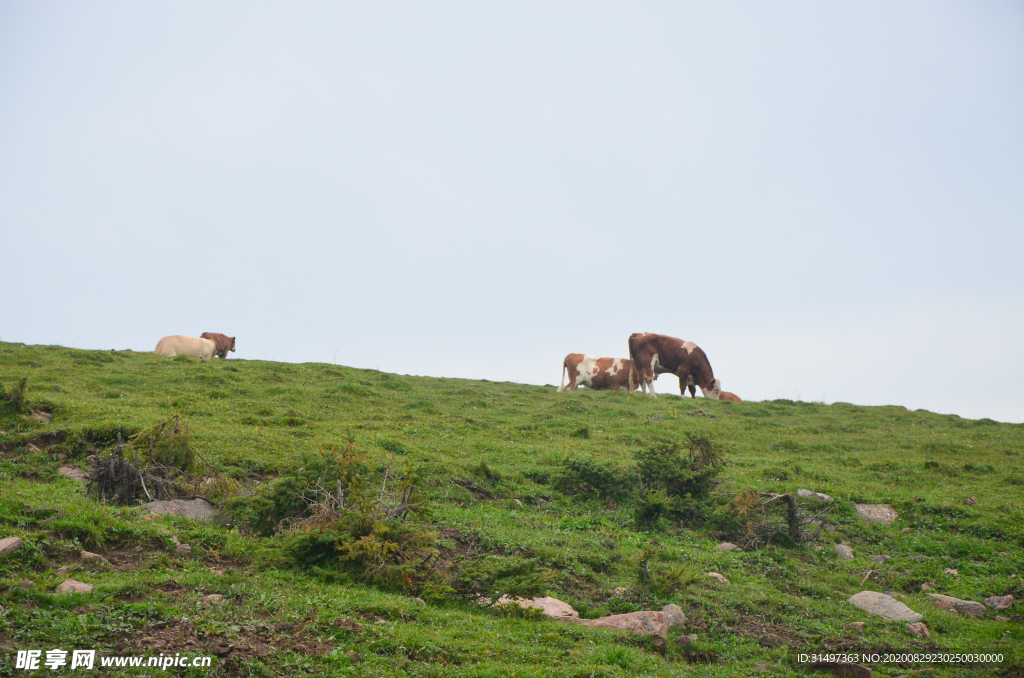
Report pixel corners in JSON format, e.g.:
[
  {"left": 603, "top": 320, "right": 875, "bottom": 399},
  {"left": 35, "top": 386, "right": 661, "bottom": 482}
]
[
  {"left": 676, "top": 633, "right": 696, "bottom": 647},
  {"left": 798, "top": 489, "right": 834, "bottom": 503},
  {"left": 705, "top": 572, "right": 730, "bottom": 585},
  {"left": 984, "top": 595, "right": 1013, "bottom": 610},
  {"left": 901, "top": 527, "right": 912, "bottom": 533},
  {"left": 850, "top": 621, "right": 865, "bottom": 634},
  {"left": 0, "top": 537, "right": 24, "bottom": 555},
  {"left": 835, "top": 544, "right": 855, "bottom": 560},
  {"left": 55, "top": 565, "right": 72, "bottom": 575},
  {"left": 201, "top": 594, "right": 225, "bottom": 605},
  {"left": 942, "top": 568, "right": 959, "bottom": 577},
  {"left": 55, "top": 579, "right": 93, "bottom": 593},
  {"left": 963, "top": 497, "right": 977, "bottom": 505},
  {"left": 847, "top": 591, "right": 922, "bottom": 622},
  {"left": 58, "top": 466, "right": 88, "bottom": 481},
  {"left": 612, "top": 587, "right": 629, "bottom": 596},
  {"left": 498, "top": 596, "right": 578, "bottom": 620},
  {"left": 921, "top": 583, "right": 934, "bottom": 592},
  {"left": 141, "top": 513, "right": 163, "bottom": 521},
  {"left": 870, "top": 555, "right": 890, "bottom": 564},
  {"left": 175, "top": 544, "right": 192, "bottom": 556},
  {"left": 143, "top": 498, "right": 217, "bottom": 521},
  {"left": 80, "top": 551, "right": 105, "bottom": 562},
  {"left": 906, "top": 622, "right": 930, "bottom": 638},
  {"left": 29, "top": 410, "right": 52, "bottom": 423},
  {"left": 412, "top": 598, "right": 426, "bottom": 607},
  {"left": 573, "top": 611, "right": 669, "bottom": 640},
  {"left": 661, "top": 604, "right": 685, "bottom": 628},
  {"left": 345, "top": 650, "right": 362, "bottom": 663},
  {"left": 855, "top": 504, "right": 898, "bottom": 525},
  {"left": 927, "top": 594, "right": 986, "bottom": 617},
  {"left": 809, "top": 661, "right": 873, "bottom": 678},
  {"left": 995, "top": 616, "right": 1008, "bottom": 621},
  {"left": 907, "top": 554, "right": 927, "bottom": 561},
  {"left": 753, "top": 662, "right": 769, "bottom": 671},
  {"left": 717, "top": 542, "right": 741, "bottom": 551}
]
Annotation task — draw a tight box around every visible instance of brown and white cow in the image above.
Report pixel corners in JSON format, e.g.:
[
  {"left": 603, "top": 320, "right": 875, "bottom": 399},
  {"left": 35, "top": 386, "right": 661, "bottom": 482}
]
[
  {"left": 627, "top": 333, "right": 722, "bottom": 399},
  {"left": 200, "top": 332, "right": 236, "bottom": 359},
  {"left": 557, "top": 354, "right": 640, "bottom": 392},
  {"left": 719, "top": 391, "right": 742, "bottom": 402}
]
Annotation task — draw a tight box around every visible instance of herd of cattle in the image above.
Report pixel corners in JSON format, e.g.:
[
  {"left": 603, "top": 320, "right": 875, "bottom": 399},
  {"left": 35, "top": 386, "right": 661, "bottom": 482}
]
[
  {"left": 154, "top": 331, "right": 739, "bottom": 401},
  {"left": 559, "top": 332, "right": 741, "bottom": 401}
]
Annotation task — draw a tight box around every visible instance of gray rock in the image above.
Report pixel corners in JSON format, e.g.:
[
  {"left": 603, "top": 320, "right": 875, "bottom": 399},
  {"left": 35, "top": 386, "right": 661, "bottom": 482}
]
[
  {"left": 661, "top": 604, "right": 686, "bottom": 628},
  {"left": 869, "top": 555, "right": 890, "bottom": 564},
  {"left": 928, "top": 594, "right": 986, "bottom": 617},
  {"left": 847, "top": 591, "right": 923, "bottom": 622},
  {"left": 855, "top": 504, "right": 898, "bottom": 525},
  {"left": 907, "top": 554, "right": 928, "bottom": 561},
  {"left": 201, "top": 594, "right": 225, "bottom": 605},
  {"left": 798, "top": 489, "right": 834, "bottom": 503},
  {"left": 835, "top": 544, "right": 855, "bottom": 560},
  {"left": 143, "top": 498, "right": 217, "bottom": 521},
  {"left": 175, "top": 544, "right": 192, "bottom": 556},
  {"left": 849, "top": 621, "right": 865, "bottom": 634},
  {"left": 984, "top": 595, "right": 1013, "bottom": 610},
  {"left": 496, "top": 596, "right": 579, "bottom": 619},
  {"left": 717, "top": 542, "right": 741, "bottom": 551},
  {"left": 942, "top": 568, "right": 959, "bottom": 576},
  {"left": 676, "top": 633, "right": 697, "bottom": 646},
  {"left": 80, "top": 551, "right": 105, "bottom": 562},
  {"left": 55, "top": 579, "right": 93, "bottom": 593},
  {"left": 58, "top": 466, "right": 89, "bottom": 481},
  {"left": 0, "top": 537, "right": 24, "bottom": 555}
]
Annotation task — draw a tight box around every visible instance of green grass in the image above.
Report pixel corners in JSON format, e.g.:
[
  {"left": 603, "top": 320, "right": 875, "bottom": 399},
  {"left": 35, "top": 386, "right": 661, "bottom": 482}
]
[{"left": 1, "top": 341, "right": 1022, "bottom": 677}]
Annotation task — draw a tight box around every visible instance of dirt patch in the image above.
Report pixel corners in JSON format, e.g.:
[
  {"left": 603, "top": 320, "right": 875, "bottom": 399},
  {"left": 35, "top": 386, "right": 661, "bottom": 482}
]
[
  {"left": 734, "top": 615, "right": 804, "bottom": 648},
  {"left": 118, "top": 620, "right": 333, "bottom": 662}
]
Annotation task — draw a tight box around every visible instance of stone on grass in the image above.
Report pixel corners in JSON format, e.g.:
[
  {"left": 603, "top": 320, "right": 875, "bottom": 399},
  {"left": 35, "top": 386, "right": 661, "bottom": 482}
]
[
  {"left": 345, "top": 650, "right": 362, "bottom": 663},
  {"left": 942, "top": 568, "right": 959, "bottom": 577},
  {"left": 717, "top": 542, "right": 741, "bottom": 551},
  {"left": 143, "top": 498, "right": 217, "bottom": 521},
  {"left": 56, "top": 579, "right": 93, "bottom": 593},
  {"left": 412, "top": 598, "right": 427, "bottom": 607},
  {"left": 661, "top": 604, "right": 685, "bottom": 628},
  {"left": 201, "top": 594, "right": 225, "bottom": 605},
  {"left": 1, "top": 537, "right": 24, "bottom": 555},
  {"left": 927, "top": 594, "right": 985, "bottom": 617},
  {"left": 798, "top": 489, "right": 834, "bottom": 503},
  {"left": 963, "top": 497, "right": 977, "bottom": 505},
  {"left": 906, "top": 622, "right": 930, "bottom": 638},
  {"left": 900, "top": 527, "right": 912, "bottom": 533},
  {"left": 705, "top": 572, "right": 730, "bottom": 585},
  {"left": 175, "top": 544, "right": 192, "bottom": 556},
  {"left": 497, "top": 596, "right": 579, "bottom": 620},
  {"left": 995, "top": 615, "right": 1008, "bottom": 621},
  {"left": 921, "top": 583, "right": 934, "bottom": 592},
  {"left": 677, "top": 634, "right": 697, "bottom": 647},
  {"left": 984, "top": 595, "right": 1013, "bottom": 610},
  {"left": 612, "top": 587, "right": 629, "bottom": 596},
  {"left": 80, "top": 551, "right": 105, "bottom": 562},
  {"left": 573, "top": 611, "right": 669, "bottom": 640},
  {"left": 854, "top": 504, "right": 898, "bottom": 525},
  {"left": 907, "top": 554, "right": 927, "bottom": 561},
  {"left": 847, "top": 591, "right": 922, "bottom": 622},
  {"left": 869, "top": 555, "right": 890, "bottom": 564},
  {"left": 849, "top": 621, "right": 865, "bottom": 634},
  {"left": 835, "top": 544, "right": 854, "bottom": 560}
]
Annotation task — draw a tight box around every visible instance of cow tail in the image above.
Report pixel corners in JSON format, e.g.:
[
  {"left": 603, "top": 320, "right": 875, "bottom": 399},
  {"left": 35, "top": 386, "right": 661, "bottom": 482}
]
[{"left": 557, "top": 360, "right": 567, "bottom": 392}]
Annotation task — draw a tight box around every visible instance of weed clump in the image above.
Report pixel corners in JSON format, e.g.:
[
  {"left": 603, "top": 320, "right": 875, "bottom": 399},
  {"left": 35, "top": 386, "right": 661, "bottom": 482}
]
[
  {"left": 553, "top": 458, "right": 629, "bottom": 499},
  {"left": 128, "top": 415, "right": 196, "bottom": 472},
  {"left": 0, "top": 377, "right": 29, "bottom": 415}
]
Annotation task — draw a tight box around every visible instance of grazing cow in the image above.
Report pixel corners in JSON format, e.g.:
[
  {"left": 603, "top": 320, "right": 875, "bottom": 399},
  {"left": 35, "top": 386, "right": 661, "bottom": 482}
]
[
  {"left": 719, "top": 391, "right": 742, "bottom": 402},
  {"left": 557, "top": 354, "right": 639, "bottom": 392},
  {"left": 627, "top": 333, "right": 722, "bottom": 399},
  {"left": 154, "top": 335, "right": 216, "bottom": 362},
  {"left": 200, "top": 332, "right": 236, "bottom": 359}
]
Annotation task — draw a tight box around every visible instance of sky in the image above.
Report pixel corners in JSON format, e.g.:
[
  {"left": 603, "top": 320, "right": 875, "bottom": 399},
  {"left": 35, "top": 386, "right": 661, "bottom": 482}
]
[{"left": 1, "top": 2, "right": 1022, "bottom": 422}]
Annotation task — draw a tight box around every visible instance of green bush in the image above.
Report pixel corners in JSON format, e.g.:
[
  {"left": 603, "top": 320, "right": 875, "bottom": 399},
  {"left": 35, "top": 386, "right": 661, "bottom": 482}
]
[
  {"left": 553, "top": 458, "right": 629, "bottom": 499},
  {"left": 634, "top": 434, "right": 722, "bottom": 516},
  {"left": 1, "top": 377, "right": 29, "bottom": 415}
]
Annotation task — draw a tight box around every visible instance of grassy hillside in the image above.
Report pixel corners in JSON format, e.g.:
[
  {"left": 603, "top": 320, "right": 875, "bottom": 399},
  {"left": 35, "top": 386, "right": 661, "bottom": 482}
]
[{"left": 1, "top": 341, "right": 1022, "bottom": 677}]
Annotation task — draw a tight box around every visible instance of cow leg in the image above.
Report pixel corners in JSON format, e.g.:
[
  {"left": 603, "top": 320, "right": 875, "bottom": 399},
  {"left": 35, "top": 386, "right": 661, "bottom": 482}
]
[{"left": 647, "top": 377, "right": 657, "bottom": 397}]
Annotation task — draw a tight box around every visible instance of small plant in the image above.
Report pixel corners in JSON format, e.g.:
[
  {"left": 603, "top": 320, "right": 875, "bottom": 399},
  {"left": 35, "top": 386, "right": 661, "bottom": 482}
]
[
  {"left": 0, "top": 377, "right": 29, "bottom": 415},
  {"left": 128, "top": 415, "right": 196, "bottom": 472},
  {"left": 553, "top": 458, "right": 628, "bottom": 499}
]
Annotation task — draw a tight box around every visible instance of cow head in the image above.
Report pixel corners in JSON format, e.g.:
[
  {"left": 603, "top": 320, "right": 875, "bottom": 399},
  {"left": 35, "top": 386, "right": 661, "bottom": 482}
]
[
  {"left": 700, "top": 379, "right": 722, "bottom": 400},
  {"left": 229, "top": 337, "right": 236, "bottom": 353}
]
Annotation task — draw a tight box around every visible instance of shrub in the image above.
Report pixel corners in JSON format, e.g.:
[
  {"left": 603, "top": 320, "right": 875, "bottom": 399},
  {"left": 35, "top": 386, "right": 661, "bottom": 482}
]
[
  {"left": 634, "top": 434, "right": 722, "bottom": 516},
  {"left": 0, "top": 377, "right": 29, "bottom": 415},
  {"left": 553, "top": 458, "right": 629, "bottom": 499},
  {"left": 128, "top": 415, "right": 196, "bottom": 472}
]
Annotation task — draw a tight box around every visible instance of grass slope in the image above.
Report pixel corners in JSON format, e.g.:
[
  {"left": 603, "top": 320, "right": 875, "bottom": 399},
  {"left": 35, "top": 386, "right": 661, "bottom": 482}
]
[{"left": 1, "top": 342, "right": 1022, "bottom": 677}]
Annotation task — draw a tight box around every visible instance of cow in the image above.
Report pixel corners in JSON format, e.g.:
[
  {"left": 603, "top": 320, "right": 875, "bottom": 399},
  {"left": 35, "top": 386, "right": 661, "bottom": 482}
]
[
  {"left": 719, "top": 391, "right": 742, "bottom": 402},
  {"left": 627, "top": 333, "right": 722, "bottom": 399},
  {"left": 557, "top": 354, "right": 640, "bottom": 393},
  {"left": 154, "top": 335, "right": 216, "bottom": 362},
  {"left": 200, "top": 332, "right": 236, "bottom": 359}
]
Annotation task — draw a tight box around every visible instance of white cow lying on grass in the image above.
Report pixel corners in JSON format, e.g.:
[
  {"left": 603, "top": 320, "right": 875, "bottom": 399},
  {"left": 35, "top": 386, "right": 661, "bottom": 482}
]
[{"left": 154, "top": 335, "right": 216, "bottom": 362}]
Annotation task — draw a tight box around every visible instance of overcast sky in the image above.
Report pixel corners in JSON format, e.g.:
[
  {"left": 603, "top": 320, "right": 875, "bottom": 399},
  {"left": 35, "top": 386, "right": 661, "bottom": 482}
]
[{"left": 2, "top": 2, "right": 1022, "bottom": 422}]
